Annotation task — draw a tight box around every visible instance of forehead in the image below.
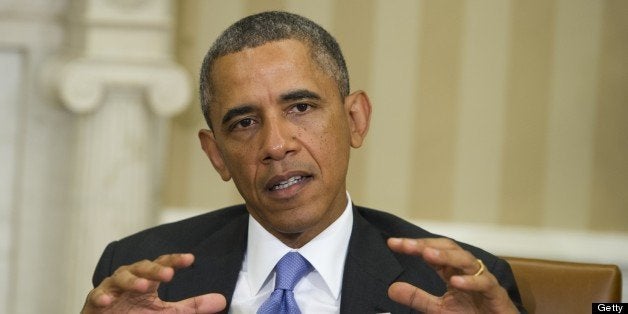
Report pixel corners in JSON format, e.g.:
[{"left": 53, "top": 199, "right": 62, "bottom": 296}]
[{"left": 209, "top": 39, "right": 335, "bottom": 106}]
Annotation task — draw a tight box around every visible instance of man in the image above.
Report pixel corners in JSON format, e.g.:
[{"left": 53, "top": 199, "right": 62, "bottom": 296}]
[{"left": 83, "top": 11, "right": 525, "bottom": 313}]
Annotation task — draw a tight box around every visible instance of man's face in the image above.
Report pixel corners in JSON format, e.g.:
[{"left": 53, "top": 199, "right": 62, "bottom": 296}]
[{"left": 199, "top": 39, "right": 370, "bottom": 247}]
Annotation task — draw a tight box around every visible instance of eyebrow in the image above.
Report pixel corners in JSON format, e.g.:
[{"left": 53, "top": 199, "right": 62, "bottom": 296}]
[
  {"left": 221, "top": 105, "right": 255, "bottom": 126},
  {"left": 280, "top": 89, "right": 321, "bottom": 102}
]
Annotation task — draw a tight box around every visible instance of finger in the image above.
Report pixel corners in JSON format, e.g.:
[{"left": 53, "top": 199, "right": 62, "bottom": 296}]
[
  {"left": 450, "top": 273, "right": 519, "bottom": 311},
  {"left": 124, "top": 254, "right": 196, "bottom": 286},
  {"left": 387, "top": 238, "right": 458, "bottom": 256},
  {"left": 154, "top": 253, "right": 195, "bottom": 269},
  {"left": 98, "top": 261, "right": 167, "bottom": 296},
  {"left": 387, "top": 238, "right": 425, "bottom": 256},
  {"left": 83, "top": 287, "right": 114, "bottom": 308},
  {"left": 412, "top": 237, "right": 460, "bottom": 250},
  {"left": 91, "top": 254, "right": 196, "bottom": 303},
  {"left": 421, "top": 247, "right": 482, "bottom": 276},
  {"left": 99, "top": 271, "right": 151, "bottom": 296},
  {"left": 388, "top": 281, "right": 438, "bottom": 312},
  {"left": 388, "top": 238, "right": 480, "bottom": 278},
  {"left": 171, "top": 293, "right": 227, "bottom": 313},
  {"left": 128, "top": 259, "right": 177, "bottom": 282},
  {"left": 450, "top": 270, "right": 499, "bottom": 294}
]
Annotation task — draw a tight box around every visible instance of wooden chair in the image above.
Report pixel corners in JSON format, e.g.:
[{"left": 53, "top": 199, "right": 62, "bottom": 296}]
[{"left": 503, "top": 256, "right": 622, "bottom": 314}]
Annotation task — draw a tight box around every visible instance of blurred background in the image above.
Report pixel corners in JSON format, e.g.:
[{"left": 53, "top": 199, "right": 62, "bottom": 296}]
[{"left": 1, "top": 0, "right": 626, "bottom": 312}]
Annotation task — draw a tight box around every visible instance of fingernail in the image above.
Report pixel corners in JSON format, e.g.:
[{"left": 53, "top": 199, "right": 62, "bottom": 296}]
[
  {"left": 451, "top": 275, "right": 466, "bottom": 286},
  {"left": 388, "top": 237, "right": 402, "bottom": 245}
]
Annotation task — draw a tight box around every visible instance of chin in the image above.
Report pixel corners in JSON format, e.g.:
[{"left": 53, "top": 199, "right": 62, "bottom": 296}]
[{"left": 273, "top": 210, "right": 321, "bottom": 233}]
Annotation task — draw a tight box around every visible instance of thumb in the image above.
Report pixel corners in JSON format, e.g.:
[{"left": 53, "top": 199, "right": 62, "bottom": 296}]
[
  {"left": 172, "top": 293, "right": 227, "bottom": 313},
  {"left": 388, "top": 282, "right": 435, "bottom": 312}
]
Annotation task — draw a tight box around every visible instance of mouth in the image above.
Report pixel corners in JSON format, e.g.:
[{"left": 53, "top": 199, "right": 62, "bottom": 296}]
[
  {"left": 265, "top": 172, "right": 313, "bottom": 197},
  {"left": 269, "top": 175, "right": 308, "bottom": 191}
]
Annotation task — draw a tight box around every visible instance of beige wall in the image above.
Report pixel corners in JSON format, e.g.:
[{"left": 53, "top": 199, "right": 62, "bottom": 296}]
[{"left": 164, "top": 0, "right": 628, "bottom": 233}]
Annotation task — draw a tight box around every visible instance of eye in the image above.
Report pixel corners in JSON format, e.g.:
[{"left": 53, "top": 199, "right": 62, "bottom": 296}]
[
  {"left": 231, "top": 117, "right": 257, "bottom": 130},
  {"left": 290, "top": 103, "right": 312, "bottom": 113}
]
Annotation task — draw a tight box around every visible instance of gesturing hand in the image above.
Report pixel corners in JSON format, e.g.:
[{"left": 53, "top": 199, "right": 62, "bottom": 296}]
[
  {"left": 82, "top": 253, "right": 227, "bottom": 314},
  {"left": 387, "top": 238, "right": 518, "bottom": 314}
]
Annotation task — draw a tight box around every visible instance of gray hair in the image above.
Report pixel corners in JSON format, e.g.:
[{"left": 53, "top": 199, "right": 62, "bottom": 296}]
[{"left": 199, "top": 11, "right": 350, "bottom": 129}]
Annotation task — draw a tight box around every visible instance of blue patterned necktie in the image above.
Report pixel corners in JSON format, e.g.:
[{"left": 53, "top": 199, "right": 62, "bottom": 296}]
[{"left": 257, "top": 252, "right": 313, "bottom": 314}]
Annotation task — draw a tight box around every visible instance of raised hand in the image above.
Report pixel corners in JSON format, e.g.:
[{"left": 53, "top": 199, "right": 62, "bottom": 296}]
[
  {"left": 387, "top": 238, "right": 518, "bottom": 314},
  {"left": 82, "top": 253, "right": 227, "bottom": 313}
]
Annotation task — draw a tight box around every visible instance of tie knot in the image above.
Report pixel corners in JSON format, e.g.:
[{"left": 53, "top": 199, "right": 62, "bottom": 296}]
[{"left": 274, "top": 252, "right": 312, "bottom": 290}]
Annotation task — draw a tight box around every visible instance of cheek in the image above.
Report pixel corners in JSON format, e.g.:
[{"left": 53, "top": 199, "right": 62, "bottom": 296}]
[
  {"left": 222, "top": 147, "right": 257, "bottom": 182},
  {"left": 300, "top": 118, "right": 332, "bottom": 150},
  {"left": 321, "top": 113, "right": 351, "bottom": 149},
  {"left": 307, "top": 118, "right": 350, "bottom": 166}
]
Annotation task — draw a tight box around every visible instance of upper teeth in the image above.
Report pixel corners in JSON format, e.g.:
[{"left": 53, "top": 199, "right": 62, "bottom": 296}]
[{"left": 272, "top": 176, "right": 303, "bottom": 190}]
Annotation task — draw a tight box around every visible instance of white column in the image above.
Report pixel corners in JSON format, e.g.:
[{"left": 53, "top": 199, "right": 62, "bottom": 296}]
[
  {"left": 1, "top": 1, "right": 72, "bottom": 313},
  {"left": 0, "top": 48, "right": 23, "bottom": 314},
  {"left": 48, "top": 0, "right": 191, "bottom": 311}
]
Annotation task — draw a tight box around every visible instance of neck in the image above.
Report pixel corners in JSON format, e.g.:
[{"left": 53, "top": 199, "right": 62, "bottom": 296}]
[{"left": 253, "top": 191, "right": 349, "bottom": 249}]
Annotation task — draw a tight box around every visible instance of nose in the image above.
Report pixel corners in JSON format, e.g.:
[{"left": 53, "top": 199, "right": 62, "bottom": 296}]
[{"left": 260, "top": 116, "right": 299, "bottom": 162}]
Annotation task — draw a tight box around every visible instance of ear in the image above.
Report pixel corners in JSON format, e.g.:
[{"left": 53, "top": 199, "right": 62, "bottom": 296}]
[
  {"left": 344, "top": 90, "right": 372, "bottom": 148},
  {"left": 198, "top": 129, "right": 232, "bottom": 181}
]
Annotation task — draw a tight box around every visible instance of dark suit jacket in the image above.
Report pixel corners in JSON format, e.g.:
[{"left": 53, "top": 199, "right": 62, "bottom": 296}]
[{"left": 93, "top": 205, "right": 525, "bottom": 313}]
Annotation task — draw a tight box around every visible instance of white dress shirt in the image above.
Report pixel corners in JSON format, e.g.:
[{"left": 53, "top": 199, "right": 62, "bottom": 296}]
[{"left": 230, "top": 193, "right": 354, "bottom": 314}]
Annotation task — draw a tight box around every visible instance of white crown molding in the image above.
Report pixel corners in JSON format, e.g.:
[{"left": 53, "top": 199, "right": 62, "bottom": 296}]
[
  {"left": 84, "top": 0, "right": 171, "bottom": 27},
  {"left": 0, "top": 0, "right": 66, "bottom": 17}
]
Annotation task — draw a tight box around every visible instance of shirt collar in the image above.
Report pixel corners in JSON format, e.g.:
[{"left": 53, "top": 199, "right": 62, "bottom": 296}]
[{"left": 245, "top": 192, "right": 354, "bottom": 300}]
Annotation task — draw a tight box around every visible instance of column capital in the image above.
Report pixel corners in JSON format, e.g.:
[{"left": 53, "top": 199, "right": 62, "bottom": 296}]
[
  {"left": 48, "top": 0, "right": 191, "bottom": 117},
  {"left": 56, "top": 58, "right": 191, "bottom": 116}
]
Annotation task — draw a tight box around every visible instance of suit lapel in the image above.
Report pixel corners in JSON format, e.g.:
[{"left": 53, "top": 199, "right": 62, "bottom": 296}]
[
  {"left": 159, "top": 205, "right": 430, "bottom": 313},
  {"left": 339, "top": 207, "right": 412, "bottom": 314},
  {"left": 163, "top": 210, "right": 248, "bottom": 309}
]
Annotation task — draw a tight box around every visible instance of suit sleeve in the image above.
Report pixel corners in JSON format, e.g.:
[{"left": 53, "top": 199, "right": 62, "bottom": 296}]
[
  {"left": 91, "top": 241, "right": 118, "bottom": 287},
  {"left": 489, "top": 257, "right": 527, "bottom": 313}
]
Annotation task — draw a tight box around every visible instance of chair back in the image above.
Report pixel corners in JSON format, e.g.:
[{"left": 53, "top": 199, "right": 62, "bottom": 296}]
[{"left": 503, "top": 256, "right": 622, "bottom": 314}]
